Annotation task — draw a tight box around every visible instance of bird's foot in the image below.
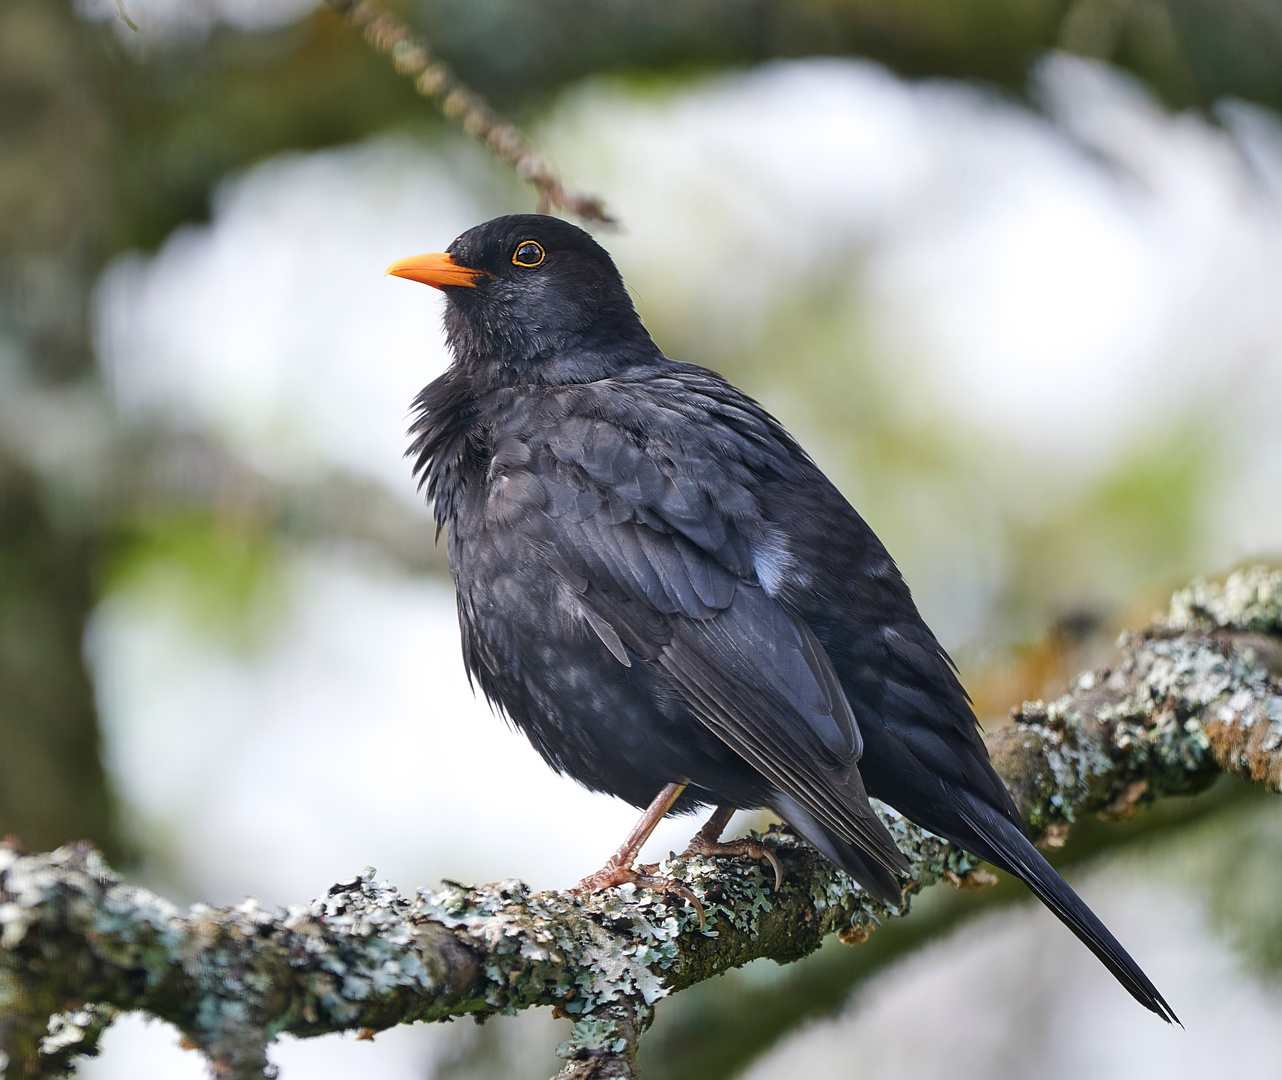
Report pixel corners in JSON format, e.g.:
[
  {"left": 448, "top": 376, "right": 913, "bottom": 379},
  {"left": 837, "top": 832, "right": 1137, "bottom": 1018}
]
[
  {"left": 572, "top": 860, "right": 706, "bottom": 930},
  {"left": 682, "top": 833, "right": 783, "bottom": 891}
]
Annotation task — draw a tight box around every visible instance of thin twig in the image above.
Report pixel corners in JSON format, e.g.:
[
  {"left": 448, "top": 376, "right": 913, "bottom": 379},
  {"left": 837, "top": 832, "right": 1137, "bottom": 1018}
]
[
  {"left": 114, "top": 0, "right": 139, "bottom": 32},
  {"left": 323, "top": 0, "right": 615, "bottom": 227}
]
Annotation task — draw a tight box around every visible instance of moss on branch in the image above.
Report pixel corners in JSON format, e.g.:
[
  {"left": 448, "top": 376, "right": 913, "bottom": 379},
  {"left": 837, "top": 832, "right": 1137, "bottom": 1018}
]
[{"left": 2, "top": 568, "right": 1280, "bottom": 1080}]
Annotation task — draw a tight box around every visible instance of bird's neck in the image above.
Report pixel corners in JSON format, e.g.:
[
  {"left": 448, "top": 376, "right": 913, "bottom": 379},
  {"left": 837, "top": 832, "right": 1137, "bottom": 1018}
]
[
  {"left": 407, "top": 365, "right": 488, "bottom": 531},
  {"left": 408, "top": 331, "right": 666, "bottom": 527},
  {"left": 444, "top": 308, "right": 662, "bottom": 393}
]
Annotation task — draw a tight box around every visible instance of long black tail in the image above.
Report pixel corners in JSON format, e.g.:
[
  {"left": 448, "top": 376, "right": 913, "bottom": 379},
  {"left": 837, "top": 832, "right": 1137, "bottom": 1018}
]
[{"left": 953, "top": 793, "right": 1179, "bottom": 1024}]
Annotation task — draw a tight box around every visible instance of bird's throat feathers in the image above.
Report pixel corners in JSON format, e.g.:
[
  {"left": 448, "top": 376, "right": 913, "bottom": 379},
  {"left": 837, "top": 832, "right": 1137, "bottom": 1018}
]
[
  {"left": 406, "top": 365, "right": 485, "bottom": 532},
  {"left": 441, "top": 292, "right": 658, "bottom": 388}
]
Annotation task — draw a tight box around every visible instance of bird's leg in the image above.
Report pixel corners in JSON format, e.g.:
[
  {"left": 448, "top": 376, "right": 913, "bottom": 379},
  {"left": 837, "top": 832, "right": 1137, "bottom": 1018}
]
[
  {"left": 682, "top": 805, "right": 783, "bottom": 891},
  {"left": 687, "top": 805, "right": 737, "bottom": 848},
  {"left": 574, "top": 781, "right": 687, "bottom": 892},
  {"left": 573, "top": 782, "right": 706, "bottom": 926}
]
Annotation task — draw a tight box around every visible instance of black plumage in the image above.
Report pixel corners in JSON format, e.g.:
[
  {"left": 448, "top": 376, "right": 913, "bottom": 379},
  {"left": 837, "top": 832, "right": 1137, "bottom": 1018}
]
[{"left": 389, "top": 214, "right": 1176, "bottom": 1022}]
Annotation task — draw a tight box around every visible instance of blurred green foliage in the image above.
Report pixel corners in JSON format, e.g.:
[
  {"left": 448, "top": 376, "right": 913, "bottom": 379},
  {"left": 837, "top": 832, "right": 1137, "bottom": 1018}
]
[
  {"left": 1179, "top": 793, "right": 1282, "bottom": 978},
  {"left": 103, "top": 510, "right": 285, "bottom": 645},
  {"left": 991, "top": 428, "right": 1213, "bottom": 642},
  {"left": 412, "top": 0, "right": 1282, "bottom": 115},
  {"left": 109, "top": 16, "right": 428, "bottom": 251}
]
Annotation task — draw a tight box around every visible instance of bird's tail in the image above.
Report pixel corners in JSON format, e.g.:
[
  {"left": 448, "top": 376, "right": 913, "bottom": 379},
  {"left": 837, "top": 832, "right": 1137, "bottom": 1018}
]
[
  {"left": 772, "top": 791, "right": 905, "bottom": 908},
  {"left": 951, "top": 791, "right": 1179, "bottom": 1024}
]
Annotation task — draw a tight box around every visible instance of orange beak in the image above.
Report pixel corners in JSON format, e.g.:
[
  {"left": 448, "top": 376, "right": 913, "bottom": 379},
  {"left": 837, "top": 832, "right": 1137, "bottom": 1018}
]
[{"left": 384, "top": 252, "right": 488, "bottom": 289}]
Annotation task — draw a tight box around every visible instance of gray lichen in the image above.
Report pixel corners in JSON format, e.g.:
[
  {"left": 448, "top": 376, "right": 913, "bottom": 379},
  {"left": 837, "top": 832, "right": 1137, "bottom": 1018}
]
[
  {"left": 39, "top": 1005, "right": 115, "bottom": 1065},
  {"left": 2, "top": 569, "right": 1280, "bottom": 1080},
  {"left": 1165, "top": 566, "right": 1282, "bottom": 634},
  {"left": 993, "top": 568, "right": 1282, "bottom": 840}
]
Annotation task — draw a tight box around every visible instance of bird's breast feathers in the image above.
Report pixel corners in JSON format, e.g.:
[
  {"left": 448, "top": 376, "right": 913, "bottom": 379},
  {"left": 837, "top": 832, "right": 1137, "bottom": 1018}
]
[{"left": 459, "top": 374, "right": 809, "bottom": 605}]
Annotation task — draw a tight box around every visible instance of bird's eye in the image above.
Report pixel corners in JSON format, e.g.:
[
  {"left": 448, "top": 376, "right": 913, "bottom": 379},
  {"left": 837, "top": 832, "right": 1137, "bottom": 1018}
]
[{"left": 512, "top": 241, "right": 545, "bottom": 267}]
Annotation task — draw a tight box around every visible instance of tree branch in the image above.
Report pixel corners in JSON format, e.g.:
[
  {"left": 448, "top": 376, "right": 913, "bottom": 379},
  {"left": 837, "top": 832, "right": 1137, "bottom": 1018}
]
[{"left": 2, "top": 568, "right": 1279, "bottom": 1079}]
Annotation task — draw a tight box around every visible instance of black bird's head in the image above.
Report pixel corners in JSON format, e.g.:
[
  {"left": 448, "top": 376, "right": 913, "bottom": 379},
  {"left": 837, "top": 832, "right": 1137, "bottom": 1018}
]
[{"left": 387, "top": 214, "right": 656, "bottom": 383}]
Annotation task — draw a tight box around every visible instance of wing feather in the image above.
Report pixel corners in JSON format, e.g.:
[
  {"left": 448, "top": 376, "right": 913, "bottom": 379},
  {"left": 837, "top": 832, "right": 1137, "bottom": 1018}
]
[
  {"left": 658, "top": 589, "right": 906, "bottom": 875},
  {"left": 527, "top": 391, "right": 908, "bottom": 881}
]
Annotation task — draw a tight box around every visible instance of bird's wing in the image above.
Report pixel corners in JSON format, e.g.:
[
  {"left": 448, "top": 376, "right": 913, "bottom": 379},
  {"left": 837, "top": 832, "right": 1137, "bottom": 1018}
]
[
  {"left": 656, "top": 587, "right": 907, "bottom": 874},
  {"left": 520, "top": 400, "right": 907, "bottom": 877}
]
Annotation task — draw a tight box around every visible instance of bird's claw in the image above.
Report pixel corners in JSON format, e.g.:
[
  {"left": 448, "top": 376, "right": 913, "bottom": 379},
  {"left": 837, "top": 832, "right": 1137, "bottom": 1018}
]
[
  {"left": 682, "top": 834, "right": 784, "bottom": 891},
  {"left": 571, "top": 862, "right": 706, "bottom": 930}
]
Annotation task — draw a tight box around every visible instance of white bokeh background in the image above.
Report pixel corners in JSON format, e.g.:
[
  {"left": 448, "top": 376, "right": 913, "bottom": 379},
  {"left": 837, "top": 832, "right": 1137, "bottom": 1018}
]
[
  {"left": 72, "top": 18, "right": 1282, "bottom": 1079},
  {"left": 742, "top": 868, "right": 1282, "bottom": 1080},
  {"left": 77, "top": 0, "right": 322, "bottom": 41}
]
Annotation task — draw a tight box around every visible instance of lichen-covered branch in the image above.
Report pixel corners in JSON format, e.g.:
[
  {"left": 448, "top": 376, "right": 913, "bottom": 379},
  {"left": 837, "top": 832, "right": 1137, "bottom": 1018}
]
[
  {"left": 2, "top": 568, "right": 1280, "bottom": 1080},
  {"left": 991, "top": 567, "right": 1282, "bottom": 838},
  {"left": 322, "top": 0, "right": 614, "bottom": 226}
]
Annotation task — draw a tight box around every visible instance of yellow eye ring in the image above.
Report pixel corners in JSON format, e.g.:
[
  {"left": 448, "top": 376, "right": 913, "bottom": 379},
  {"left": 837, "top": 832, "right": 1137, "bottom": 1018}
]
[{"left": 512, "top": 240, "right": 545, "bottom": 267}]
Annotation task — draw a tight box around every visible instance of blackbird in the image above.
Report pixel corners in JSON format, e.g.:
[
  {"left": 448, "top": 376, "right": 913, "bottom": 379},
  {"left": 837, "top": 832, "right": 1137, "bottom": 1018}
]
[{"left": 387, "top": 213, "right": 1175, "bottom": 1021}]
